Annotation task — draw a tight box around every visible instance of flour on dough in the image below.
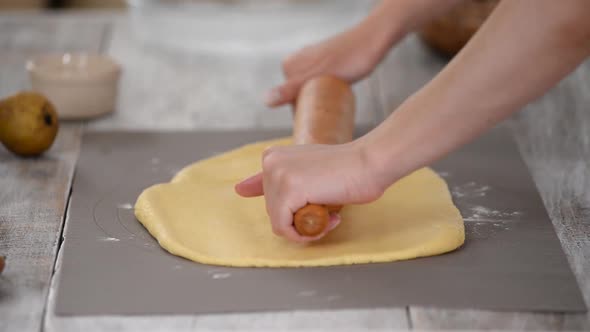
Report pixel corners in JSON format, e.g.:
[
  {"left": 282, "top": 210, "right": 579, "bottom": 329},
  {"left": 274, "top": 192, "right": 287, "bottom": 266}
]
[{"left": 135, "top": 138, "right": 464, "bottom": 267}]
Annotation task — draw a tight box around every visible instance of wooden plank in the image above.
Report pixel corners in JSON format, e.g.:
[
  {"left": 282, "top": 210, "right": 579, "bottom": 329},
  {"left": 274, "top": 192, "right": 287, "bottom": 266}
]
[
  {"left": 374, "top": 32, "right": 590, "bottom": 330},
  {"left": 0, "top": 125, "right": 81, "bottom": 332},
  {"left": 410, "top": 309, "right": 588, "bottom": 331},
  {"left": 0, "top": 14, "right": 108, "bottom": 332},
  {"left": 46, "top": 308, "right": 407, "bottom": 332},
  {"left": 45, "top": 5, "right": 409, "bottom": 331}
]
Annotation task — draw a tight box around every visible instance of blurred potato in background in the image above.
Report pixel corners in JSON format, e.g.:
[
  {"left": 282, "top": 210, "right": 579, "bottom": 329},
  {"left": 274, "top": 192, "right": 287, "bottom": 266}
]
[
  {"left": 0, "top": 0, "right": 126, "bottom": 10},
  {"left": 0, "top": 0, "right": 46, "bottom": 10},
  {"left": 62, "top": 0, "right": 126, "bottom": 8}
]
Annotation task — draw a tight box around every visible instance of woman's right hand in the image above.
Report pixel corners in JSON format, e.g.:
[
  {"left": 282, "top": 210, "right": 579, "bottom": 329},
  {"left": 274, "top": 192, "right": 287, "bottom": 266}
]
[
  {"left": 265, "top": 23, "right": 387, "bottom": 107},
  {"left": 263, "top": 0, "right": 470, "bottom": 108}
]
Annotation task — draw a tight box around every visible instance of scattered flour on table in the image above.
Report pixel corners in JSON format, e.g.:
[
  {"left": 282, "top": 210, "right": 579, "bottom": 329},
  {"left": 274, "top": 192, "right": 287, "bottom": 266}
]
[
  {"left": 98, "top": 236, "right": 120, "bottom": 242},
  {"left": 324, "top": 295, "right": 343, "bottom": 302},
  {"left": 466, "top": 206, "right": 523, "bottom": 222},
  {"left": 451, "top": 181, "right": 523, "bottom": 228},
  {"left": 167, "top": 166, "right": 183, "bottom": 176},
  {"left": 452, "top": 181, "right": 491, "bottom": 198},
  {"left": 297, "top": 290, "right": 317, "bottom": 297},
  {"left": 296, "top": 291, "right": 341, "bottom": 301},
  {"left": 143, "top": 242, "right": 157, "bottom": 249},
  {"left": 208, "top": 270, "right": 231, "bottom": 280},
  {"left": 117, "top": 203, "right": 133, "bottom": 210}
]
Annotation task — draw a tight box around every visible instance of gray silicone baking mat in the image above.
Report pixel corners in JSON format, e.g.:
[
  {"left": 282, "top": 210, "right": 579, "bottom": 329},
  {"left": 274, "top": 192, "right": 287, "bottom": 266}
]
[{"left": 55, "top": 126, "right": 586, "bottom": 315}]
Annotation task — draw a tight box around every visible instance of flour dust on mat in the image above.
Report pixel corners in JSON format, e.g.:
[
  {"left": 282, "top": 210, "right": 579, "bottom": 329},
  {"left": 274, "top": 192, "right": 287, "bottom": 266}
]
[{"left": 134, "top": 138, "right": 465, "bottom": 268}]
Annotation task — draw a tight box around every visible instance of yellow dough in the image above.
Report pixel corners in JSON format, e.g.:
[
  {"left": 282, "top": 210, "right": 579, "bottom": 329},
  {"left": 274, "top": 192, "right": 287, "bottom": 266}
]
[{"left": 135, "top": 138, "right": 465, "bottom": 267}]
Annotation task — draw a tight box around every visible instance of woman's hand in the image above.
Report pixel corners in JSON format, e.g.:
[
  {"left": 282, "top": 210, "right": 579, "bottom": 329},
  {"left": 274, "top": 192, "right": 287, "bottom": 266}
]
[
  {"left": 264, "top": 0, "right": 465, "bottom": 108},
  {"left": 235, "top": 142, "right": 385, "bottom": 243},
  {"left": 265, "top": 23, "right": 388, "bottom": 108}
]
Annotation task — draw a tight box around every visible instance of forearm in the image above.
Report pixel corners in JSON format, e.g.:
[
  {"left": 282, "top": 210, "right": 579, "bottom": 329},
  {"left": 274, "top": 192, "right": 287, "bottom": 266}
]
[{"left": 361, "top": 0, "right": 590, "bottom": 188}]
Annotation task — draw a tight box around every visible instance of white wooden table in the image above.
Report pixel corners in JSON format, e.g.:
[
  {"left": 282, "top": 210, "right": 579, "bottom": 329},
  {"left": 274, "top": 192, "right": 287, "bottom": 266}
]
[{"left": 0, "top": 5, "right": 589, "bottom": 331}]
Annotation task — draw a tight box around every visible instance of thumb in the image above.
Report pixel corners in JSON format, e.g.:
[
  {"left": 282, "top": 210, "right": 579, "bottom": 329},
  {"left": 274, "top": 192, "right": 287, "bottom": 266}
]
[
  {"left": 265, "top": 77, "right": 305, "bottom": 107},
  {"left": 235, "top": 172, "right": 264, "bottom": 197}
]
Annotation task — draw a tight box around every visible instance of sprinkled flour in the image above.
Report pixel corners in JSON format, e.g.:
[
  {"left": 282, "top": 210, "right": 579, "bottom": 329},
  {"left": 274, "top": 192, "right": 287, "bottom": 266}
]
[
  {"left": 452, "top": 181, "right": 491, "bottom": 198},
  {"left": 450, "top": 181, "right": 523, "bottom": 225},
  {"left": 465, "top": 205, "right": 523, "bottom": 222}
]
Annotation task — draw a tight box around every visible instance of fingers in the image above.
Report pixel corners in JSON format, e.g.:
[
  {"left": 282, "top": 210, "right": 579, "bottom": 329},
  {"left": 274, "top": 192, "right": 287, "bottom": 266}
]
[
  {"left": 328, "top": 212, "right": 341, "bottom": 232},
  {"left": 238, "top": 172, "right": 336, "bottom": 243},
  {"left": 265, "top": 77, "right": 305, "bottom": 107},
  {"left": 235, "top": 169, "right": 311, "bottom": 242},
  {"left": 239, "top": 145, "right": 341, "bottom": 243},
  {"left": 234, "top": 172, "right": 264, "bottom": 197},
  {"left": 262, "top": 151, "right": 315, "bottom": 243}
]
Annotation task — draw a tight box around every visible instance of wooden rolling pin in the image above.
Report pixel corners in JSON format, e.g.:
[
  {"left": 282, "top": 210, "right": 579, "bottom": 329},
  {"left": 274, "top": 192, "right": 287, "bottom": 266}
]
[{"left": 292, "top": 76, "right": 356, "bottom": 237}]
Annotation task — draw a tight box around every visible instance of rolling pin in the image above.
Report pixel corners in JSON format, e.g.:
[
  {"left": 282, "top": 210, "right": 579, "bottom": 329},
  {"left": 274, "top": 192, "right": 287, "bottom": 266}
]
[{"left": 292, "top": 76, "right": 356, "bottom": 237}]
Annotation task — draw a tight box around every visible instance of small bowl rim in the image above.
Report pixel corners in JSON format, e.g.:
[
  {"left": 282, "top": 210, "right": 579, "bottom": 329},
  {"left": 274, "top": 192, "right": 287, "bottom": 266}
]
[{"left": 27, "top": 52, "right": 121, "bottom": 84}]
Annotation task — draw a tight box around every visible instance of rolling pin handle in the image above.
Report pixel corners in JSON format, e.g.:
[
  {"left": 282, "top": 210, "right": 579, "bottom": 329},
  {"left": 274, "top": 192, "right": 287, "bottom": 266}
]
[{"left": 293, "top": 204, "right": 330, "bottom": 237}]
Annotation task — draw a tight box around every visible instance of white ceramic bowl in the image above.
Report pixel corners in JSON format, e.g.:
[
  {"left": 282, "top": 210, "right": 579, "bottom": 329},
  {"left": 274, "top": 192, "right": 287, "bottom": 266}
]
[{"left": 27, "top": 53, "right": 121, "bottom": 120}]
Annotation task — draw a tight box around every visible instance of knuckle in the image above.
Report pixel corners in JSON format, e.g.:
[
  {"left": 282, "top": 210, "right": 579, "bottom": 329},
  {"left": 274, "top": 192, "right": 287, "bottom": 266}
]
[
  {"left": 262, "top": 148, "right": 279, "bottom": 169},
  {"left": 281, "top": 59, "right": 290, "bottom": 73},
  {"left": 282, "top": 54, "right": 298, "bottom": 73},
  {"left": 267, "top": 207, "right": 282, "bottom": 236},
  {"left": 262, "top": 146, "right": 275, "bottom": 159},
  {"left": 281, "top": 173, "right": 300, "bottom": 190},
  {"left": 271, "top": 166, "right": 287, "bottom": 184}
]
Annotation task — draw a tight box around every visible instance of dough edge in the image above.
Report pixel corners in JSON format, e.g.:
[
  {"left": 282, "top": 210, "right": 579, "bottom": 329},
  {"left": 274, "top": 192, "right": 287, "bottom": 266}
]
[{"left": 134, "top": 139, "right": 465, "bottom": 268}]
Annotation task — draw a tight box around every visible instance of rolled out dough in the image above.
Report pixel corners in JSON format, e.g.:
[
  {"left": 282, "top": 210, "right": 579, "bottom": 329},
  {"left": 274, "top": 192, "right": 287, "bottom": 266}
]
[{"left": 135, "top": 138, "right": 465, "bottom": 267}]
